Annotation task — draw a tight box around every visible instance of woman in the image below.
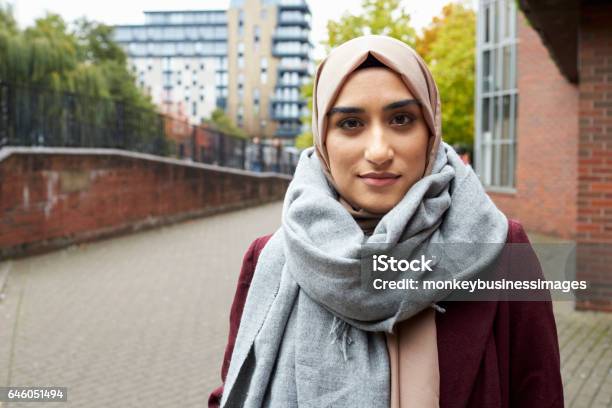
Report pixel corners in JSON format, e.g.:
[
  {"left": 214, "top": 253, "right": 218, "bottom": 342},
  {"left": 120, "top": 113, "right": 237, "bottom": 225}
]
[{"left": 209, "top": 35, "right": 563, "bottom": 407}]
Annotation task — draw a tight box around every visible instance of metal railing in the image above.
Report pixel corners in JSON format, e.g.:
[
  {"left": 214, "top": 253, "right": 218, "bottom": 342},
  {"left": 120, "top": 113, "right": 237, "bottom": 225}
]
[{"left": 0, "top": 81, "right": 299, "bottom": 175}]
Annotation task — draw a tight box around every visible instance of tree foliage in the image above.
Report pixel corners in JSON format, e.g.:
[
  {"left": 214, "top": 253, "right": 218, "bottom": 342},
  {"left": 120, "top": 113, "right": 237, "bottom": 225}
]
[
  {"left": 0, "top": 6, "right": 164, "bottom": 151},
  {"left": 204, "top": 108, "right": 247, "bottom": 139},
  {"left": 296, "top": 0, "right": 476, "bottom": 148},
  {"left": 416, "top": 2, "right": 476, "bottom": 146}
]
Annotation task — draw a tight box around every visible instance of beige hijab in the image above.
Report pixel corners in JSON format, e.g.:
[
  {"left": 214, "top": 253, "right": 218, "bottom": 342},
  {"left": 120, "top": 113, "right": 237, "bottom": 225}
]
[{"left": 311, "top": 35, "right": 441, "bottom": 408}]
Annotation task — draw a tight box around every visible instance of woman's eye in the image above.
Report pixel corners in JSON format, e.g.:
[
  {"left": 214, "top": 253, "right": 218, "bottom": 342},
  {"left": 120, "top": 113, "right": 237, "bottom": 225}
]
[
  {"left": 338, "top": 118, "right": 363, "bottom": 130},
  {"left": 390, "top": 114, "right": 414, "bottom": 126}
]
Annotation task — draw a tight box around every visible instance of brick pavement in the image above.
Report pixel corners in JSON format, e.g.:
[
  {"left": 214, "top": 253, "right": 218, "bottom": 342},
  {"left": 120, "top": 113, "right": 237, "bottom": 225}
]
[
  {"left": 554, "top": 301, "right": 612, "bottom": 407},
  {"left": 0, "top": 202, "right": 610, "bottom": 407},
  {"left": 0, "top": 202, "right": 283, "bottom": 408}
]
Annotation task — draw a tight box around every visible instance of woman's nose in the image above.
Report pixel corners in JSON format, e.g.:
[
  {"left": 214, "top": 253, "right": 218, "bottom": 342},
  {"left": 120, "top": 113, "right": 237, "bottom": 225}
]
[{"left": 364, "top": 127, "right": 393, "bottom": 166}]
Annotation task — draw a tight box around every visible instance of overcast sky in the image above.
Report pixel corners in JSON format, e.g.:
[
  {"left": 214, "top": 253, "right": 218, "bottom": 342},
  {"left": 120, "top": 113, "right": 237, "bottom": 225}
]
[{"left": 9, "top": 0, "right": 476, "bottom": 60}]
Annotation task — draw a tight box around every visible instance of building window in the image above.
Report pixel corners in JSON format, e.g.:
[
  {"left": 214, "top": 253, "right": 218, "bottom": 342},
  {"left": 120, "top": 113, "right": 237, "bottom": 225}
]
[
  {"left": 219, "top": 57, "right": 228, "bottom": 69},
  {"left": 163, "top": 72, "right": 172, "bottom": 87},
  {"left": 237, "top": 41, "right": 245, "bottom": 70},
  {"left": 260, "top": 57, "right": 268, "bottom": 84},
  {"left": 237, "top": 105, "right": 243, "bottom": 127},
  {"left": 238, "top": 10, "right": 244, "bottom": 37},
  {"left": 254, "top": 25, "right": 260, "bottom": 45},
  {"left": 238, "top": 73, "right": 244, "bottom": 100},
  {"left": 475, "top": 0, "right": 518, "bottom": 189},
  {"left": 253, "top": 88, "right": 260, "bottom": 114}
]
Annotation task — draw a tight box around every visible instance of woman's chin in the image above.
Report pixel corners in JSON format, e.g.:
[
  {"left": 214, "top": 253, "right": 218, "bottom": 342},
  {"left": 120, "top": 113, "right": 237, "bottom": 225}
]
[{"left": 355, "top": 200, "right": 397, "bottom": 215}]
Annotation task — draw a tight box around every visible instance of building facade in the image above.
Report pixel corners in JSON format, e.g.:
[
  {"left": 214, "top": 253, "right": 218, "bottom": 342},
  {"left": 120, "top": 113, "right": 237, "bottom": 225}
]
[
  {"left": 475, "top": 0, "right": 579, "bottom": 239},
  {"left": 475, "top": 0, "right": 612, "bottom": 311},
  {"left": 227, "top": 0, "right": 312, "bottom": 141},
  {"left": 113, "top": 0, "right": 312, "bottom": 143},
  {"left": 114, "top": 11, "right": 229, "bottom": 125}
]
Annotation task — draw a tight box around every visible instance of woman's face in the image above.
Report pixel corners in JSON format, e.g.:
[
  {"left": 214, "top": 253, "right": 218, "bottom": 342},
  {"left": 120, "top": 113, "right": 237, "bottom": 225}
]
[{"left": 325, "top": 67, "right": 430, "bottom": 214}]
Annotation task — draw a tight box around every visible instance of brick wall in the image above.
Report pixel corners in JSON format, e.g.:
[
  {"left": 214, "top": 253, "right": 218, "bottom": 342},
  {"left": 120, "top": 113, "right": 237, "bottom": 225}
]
[
  {"left": 488, "top": 11, "right": 579, "bottom": 240},
  {"left": 575, "top": 3, "right": 612, "bottom": 311},
  {"left": 0, "top": 147, "right": 290, "bottom": 259}
]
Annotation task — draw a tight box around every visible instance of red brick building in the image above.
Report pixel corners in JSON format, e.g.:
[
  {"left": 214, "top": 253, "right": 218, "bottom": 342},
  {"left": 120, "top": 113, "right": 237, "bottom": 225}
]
[{"left": 474, "top": 0, "right": 612, "bottom": 310}]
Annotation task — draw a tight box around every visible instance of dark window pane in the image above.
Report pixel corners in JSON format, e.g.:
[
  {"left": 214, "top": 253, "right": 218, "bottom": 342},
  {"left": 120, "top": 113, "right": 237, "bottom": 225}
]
[
  {"left": 482, "top": 97, "right": 490, "bottom": 132},
  {"left": 500, "top": 143, "right": 510, "bottom": 186},
  {"left": 502, "top": 95, "right": 511, "bottom": 140}
]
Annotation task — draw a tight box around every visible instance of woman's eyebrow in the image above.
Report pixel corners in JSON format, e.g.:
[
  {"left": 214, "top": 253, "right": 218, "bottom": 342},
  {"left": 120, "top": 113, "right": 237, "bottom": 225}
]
[
  {"left": 383, "top": 99, "right": 420, "bottom": 111},
  {"left": 327, "top": 106, "right": 365, "bottom": 116},
  {"left": 327, "top": 99, "right": 420, "bottom": 116}
]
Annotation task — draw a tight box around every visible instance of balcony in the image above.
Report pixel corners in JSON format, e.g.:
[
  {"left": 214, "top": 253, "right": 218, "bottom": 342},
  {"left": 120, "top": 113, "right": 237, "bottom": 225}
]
[
  {"left": 273, "top": 46, "right": 310, "bottom": 58},
  {"left": 278, "top": 0, "right": 310, "bottom": 12},
  {"left": 271, "top": 97, "right": 307, "bottom": 105},
  {"left": 275, "top": 126, "right": 302, "bottom": 138},
  {"left": 277, "top": 61, "right": 309, "bottom": 74},
  {"left": 271, "top": 109, "right": 303, "bottom": 121},
  {"left": 272, "top": 30, "right": 309, "bottom": 42},
  {"left": 278, "top": 14, "right": 311, "bottom": 28}
]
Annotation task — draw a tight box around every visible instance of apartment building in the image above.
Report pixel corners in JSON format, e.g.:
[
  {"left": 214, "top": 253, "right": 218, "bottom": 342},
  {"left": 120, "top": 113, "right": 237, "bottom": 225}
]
[
  {"left": 113, "top": 11, "right": 229, "bottom": 125},
  {"left": 114, "top": 0, "right": 312, "bottom": 143}
]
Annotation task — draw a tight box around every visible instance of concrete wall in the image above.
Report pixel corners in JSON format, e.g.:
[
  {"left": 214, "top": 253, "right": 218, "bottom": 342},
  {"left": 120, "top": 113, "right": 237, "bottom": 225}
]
[{"left": 0, "top": 147, "right": 290, "bottom": 259}]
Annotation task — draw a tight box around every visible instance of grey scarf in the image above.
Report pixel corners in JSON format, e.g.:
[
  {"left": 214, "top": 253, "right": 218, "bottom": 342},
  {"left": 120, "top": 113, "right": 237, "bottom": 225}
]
[{"left": 220, "top": 142, "right": 508, "bottom": 407}]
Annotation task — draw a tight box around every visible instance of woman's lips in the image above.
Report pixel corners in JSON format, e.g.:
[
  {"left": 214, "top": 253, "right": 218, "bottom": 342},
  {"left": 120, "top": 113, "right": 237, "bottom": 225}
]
[{"left": 358, "top": 172, "right": 401, "bottom": 187}]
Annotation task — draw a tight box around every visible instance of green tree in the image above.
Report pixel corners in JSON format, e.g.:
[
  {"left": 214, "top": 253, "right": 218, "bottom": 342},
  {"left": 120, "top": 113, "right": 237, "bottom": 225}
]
[
  {"left": 0, "top": 3, "right": 17, "bottom": 34},
  {"left": 0, "top": 8, "right": 167, "bottom": 153},
  {"left": 416, "top": 2, "right": 476, "bottom": 146},
  {"left": 294, "top": 80, "right": 314, "bottom": 149},
  {"left": 74, "top": 18, "right": 127, "bottom": 65},
  {"left": 204, "top": 108, "right": 247, "bottom": 139},
  {"left": 295, "top": 0, "right": 417, "bottom": 148}
]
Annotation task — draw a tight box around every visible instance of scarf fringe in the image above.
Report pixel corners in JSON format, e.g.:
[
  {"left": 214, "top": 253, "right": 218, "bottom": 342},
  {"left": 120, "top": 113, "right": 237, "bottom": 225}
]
[
  {"left": 431, "top": 303, "right": 446, "bottom": 313},
  {"left": 329, "top": 316, "right": 354, "bottom": 362},
  {"left": 329, "top": 304, "right": 445, "bottom": 361}
]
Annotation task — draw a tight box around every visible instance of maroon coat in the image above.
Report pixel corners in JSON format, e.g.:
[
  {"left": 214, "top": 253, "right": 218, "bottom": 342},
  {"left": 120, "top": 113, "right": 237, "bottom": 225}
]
[{"left": 209, "top": 219, "right": 564, "bottom": 407}]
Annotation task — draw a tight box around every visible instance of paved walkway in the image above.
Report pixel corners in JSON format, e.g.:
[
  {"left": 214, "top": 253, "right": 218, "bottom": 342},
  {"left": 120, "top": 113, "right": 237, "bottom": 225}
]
[
  {"left": 0, "top": 202, "right": 282, "bottom": 407},
  {"left": 0, "top": 201, "right": 610, "bottom": 407},
  {"left": 554, "top": 301, "right": 612, "bottom": 407}
]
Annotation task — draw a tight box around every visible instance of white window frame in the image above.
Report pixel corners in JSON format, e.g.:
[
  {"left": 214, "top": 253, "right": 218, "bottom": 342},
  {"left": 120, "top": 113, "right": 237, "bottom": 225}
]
[{"left": 475, "top": 0, "right": 518, "bottom": 192}]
